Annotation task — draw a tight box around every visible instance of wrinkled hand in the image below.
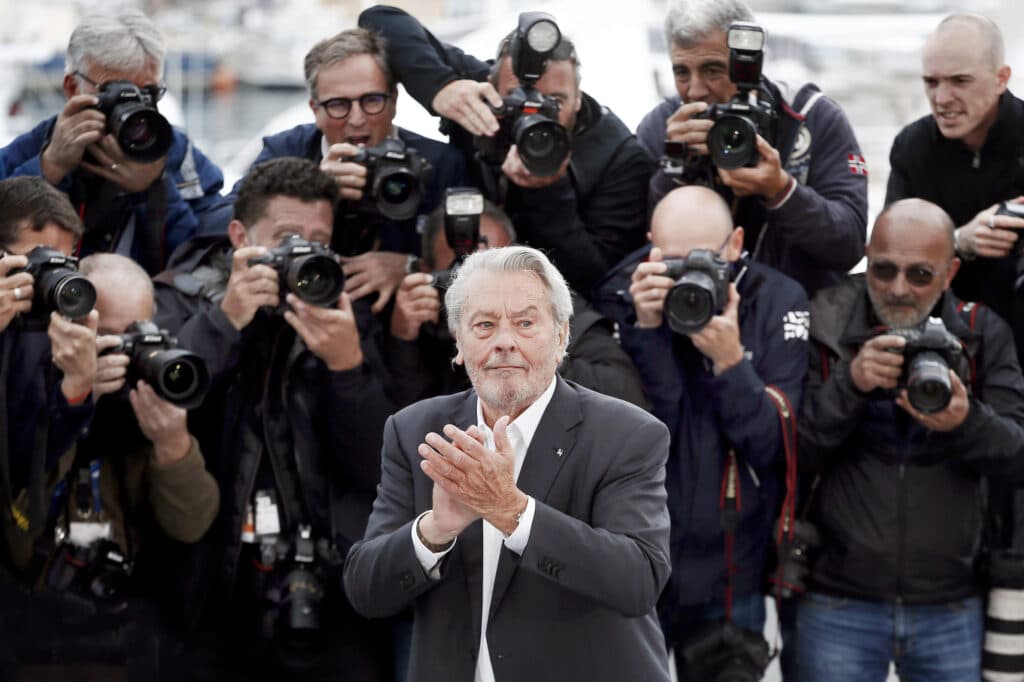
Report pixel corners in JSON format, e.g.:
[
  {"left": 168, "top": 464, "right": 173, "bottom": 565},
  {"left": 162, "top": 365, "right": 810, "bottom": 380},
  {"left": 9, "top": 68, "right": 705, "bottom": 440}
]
[
  {"left": 689, "top": 283, "right": 744, "bottom": 374},
  {"left": 630, "top": 246, "right": 674, "bottom": 328},
  {"left": 40, "top": 94, "right": 105, "bottom": 184},
  {"left": 0, "top": 255, "right": 33, "bottom": 332},
  {"left": 321, "top": 142, "right": 369, "bottom": 201},
  {"left": 220, "top": 246, "right": 279, "bottom": 331},
  {"left": 49, "top": 309, "right": 99, "bottom": 401},
  {"left": 130, "top": 380, "right": 191, "bottom": 463},
  {"left": 717, "top": 136, "right": 789, "bottom": 199},
  {"left": 896, "top": 369, "right": 970, "bottom": 431},
  {"left": 419, "top": 417, "right": 528, "bottom": 536},
  {"left": 431, "top": 79, "right": 503, "bottom": 136},
  {"left": 501, "top": 144, "right": 569, "bottom": 189},
  {"left": 78, "top": 134, "right": 166, "bottom": 193},
  {"left": 850, "top": 334, "right": 906, "bottom": 393},
  {"left": 341, "top": 251, "right": 408, "bottom": 313},
  {"left": 417, "top": 424, "right": 487, "bottom": 546},
  {"left": 93, "top": 335, "right": 129, "bottom": 398},
  {"left": 956, "top": 199, "right": 1024, "bottom": 259},
  {"left": 284, "top": 292, "right": 363, "bottom": 371},
  {"left": 665, "top": 102, "right": 712, "bottom": 155},
  {"left": 391, "top": 273, "right": 440, "bottom": 341}
]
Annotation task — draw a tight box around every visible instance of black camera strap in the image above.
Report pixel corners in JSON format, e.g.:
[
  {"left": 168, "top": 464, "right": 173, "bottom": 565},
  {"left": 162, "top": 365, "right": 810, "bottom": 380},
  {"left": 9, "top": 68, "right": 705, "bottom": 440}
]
[
  {"left": 137, "top": 177, "right": 168, "bottom": 277},
  {"left": 718, "top": 450, "right": 742, "bottom": 620}
]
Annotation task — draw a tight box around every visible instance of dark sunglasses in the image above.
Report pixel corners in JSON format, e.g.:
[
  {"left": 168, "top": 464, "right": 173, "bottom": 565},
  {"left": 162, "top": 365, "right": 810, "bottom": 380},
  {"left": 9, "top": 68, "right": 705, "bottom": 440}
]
[
  {"left": 868, "top": 260, "right": 936, "bottom": 287},
  {"left": 316, "top": 92, "right": 390, "bottom": 120}
]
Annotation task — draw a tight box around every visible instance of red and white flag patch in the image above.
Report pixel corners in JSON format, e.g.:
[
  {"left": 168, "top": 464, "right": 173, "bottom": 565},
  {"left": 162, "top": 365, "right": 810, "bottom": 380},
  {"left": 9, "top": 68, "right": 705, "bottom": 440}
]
[{"left": 847, "top": 153, "right": 868, "bottom": 176}]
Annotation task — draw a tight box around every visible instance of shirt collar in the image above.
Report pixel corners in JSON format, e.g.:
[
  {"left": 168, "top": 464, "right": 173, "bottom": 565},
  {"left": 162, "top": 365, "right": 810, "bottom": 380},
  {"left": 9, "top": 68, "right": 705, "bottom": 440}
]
[{"left": 475, "top": 376, "right": 558, "bottom": 449}]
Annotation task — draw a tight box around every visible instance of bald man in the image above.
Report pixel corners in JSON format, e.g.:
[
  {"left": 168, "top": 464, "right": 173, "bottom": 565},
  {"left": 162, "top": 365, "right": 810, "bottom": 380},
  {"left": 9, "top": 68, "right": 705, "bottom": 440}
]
[
  {"left": 797, "top": 198, "right": 1024, "bottom": 682},
  {"left": 886, "top": 13, "right": 1024, "bottom": 364},
  {"left": 622, "top": 185, "right": 809, "bottom": 681}
]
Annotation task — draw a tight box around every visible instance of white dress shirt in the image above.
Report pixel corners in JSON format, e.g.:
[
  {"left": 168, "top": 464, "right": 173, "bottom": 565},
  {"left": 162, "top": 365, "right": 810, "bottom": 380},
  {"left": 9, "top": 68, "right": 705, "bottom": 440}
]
[{"left": 411, "top": 377, "right": 557, "bottom": 682}]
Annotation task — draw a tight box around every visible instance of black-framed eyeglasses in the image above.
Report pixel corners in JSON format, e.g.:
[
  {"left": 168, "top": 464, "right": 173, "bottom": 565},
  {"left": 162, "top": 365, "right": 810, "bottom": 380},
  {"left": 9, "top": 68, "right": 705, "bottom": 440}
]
[
  {"left": 868, "top": 260, "right": 937, "bottom": 287},
  {"left": 73, "top": 70, "right": 167, "bottom": 102},
  {"left": 316, "top": 92, "right": 390, "bottom": 120}
]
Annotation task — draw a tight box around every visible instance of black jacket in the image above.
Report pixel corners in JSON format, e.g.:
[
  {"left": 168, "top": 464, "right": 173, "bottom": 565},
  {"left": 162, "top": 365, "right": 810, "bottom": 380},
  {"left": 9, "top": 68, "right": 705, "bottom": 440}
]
[
  {"left": 799, "top": 276, "right": 1024, "bottom": 603},
  {"left": 358, "top": 5, "right": 654, "bottom": 298},
  {"left": 886, "top": 90, "right": 1024, "bottom": 356},
  {"left": 153, "top": 236, "right": 396, "bottom": 606}
]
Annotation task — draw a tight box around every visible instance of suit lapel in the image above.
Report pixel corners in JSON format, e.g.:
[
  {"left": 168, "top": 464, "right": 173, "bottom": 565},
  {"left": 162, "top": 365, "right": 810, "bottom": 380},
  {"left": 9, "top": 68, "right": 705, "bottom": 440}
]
[
  {"left": 488, "top": 378, "right": 583, "bottom": 622},
  {"left": 448, "top": 392, "right": 485, "bottom": 652}
]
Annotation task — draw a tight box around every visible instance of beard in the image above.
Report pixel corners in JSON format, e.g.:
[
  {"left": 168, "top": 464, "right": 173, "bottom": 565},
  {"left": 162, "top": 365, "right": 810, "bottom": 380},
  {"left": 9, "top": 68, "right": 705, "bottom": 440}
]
[
  {"left": 867, "top": 286, "right": 943, "bottom": 329},
  {"left": 464, "top": 352, "right": 555, "bottom": 416}
]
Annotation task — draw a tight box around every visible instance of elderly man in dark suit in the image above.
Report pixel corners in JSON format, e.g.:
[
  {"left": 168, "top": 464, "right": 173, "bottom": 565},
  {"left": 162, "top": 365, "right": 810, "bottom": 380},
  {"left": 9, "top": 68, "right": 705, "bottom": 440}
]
[{"left": 344, "top": 245, "right": 672, "bottom": 681}]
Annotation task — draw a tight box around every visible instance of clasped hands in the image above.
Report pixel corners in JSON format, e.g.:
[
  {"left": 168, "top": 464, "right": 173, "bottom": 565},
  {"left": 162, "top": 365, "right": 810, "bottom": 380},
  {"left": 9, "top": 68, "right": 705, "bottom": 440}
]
[{"left": 417, "top": 417, "right": 528, "bottom": 546}]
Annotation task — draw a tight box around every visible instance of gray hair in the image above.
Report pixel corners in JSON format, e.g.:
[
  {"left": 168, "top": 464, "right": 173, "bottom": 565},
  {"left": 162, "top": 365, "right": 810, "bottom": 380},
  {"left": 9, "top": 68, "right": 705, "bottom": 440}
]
[
  {"left": 445, "top": 245, "right": 572, "bottom": 341},
  {"left": 80, "top": 252, "right": 155, "bottom": 301},
  {"left": 65, "top": 9, "right": 166, "bottom": 76},
  {"left": 664, "top": 0, "right": 754, "bottom": 49},
  {"left": 304, "top": 28, "right": 393, "bottom": 100},
  {"left": 935, "top": 13, "right": 1005, "bottom": 69}
]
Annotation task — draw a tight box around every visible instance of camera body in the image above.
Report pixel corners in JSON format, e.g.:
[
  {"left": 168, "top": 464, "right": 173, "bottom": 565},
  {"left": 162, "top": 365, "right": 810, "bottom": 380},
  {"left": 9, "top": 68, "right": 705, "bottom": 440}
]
[
  {"left": 45, "top": 538, "right": 133, "bottom": 615},
  {"left": 887, "top": 316, "right": 963, "bottom": 414},
  {"left": 94, "top": 81, "right": 173, "bottom": 163},
  {"left": 680, "top": 619, "right": 771, "bottom": 682},
  {"left": 103, "top": 320, "right": 210, "bottom": 409},
  {"left": 13, "top": 246, "right": 97, "bottom": 329},
  {"left": 247, "top": 235, "right": 345, "bottom": 308},
  {"left": 772, "top": 518, "right": 821, "bottom": 599},
  {"left": 662, "top": 250, "right": 732, "bottom": 335},
  {"left": 474, "top": 12, "right": 570, "bottom": 177},
  {"left": 350, "top": 138, "right": 432, "bottom": 221}
]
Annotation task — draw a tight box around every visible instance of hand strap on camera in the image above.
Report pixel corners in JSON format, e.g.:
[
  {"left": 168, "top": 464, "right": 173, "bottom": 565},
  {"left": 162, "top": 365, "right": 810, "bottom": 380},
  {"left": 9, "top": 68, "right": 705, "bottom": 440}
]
[
  {"left": 764, "top": 384, "right": 806, "bottom": 603},
  {"left": 719, "top": 450, "right": 742, "bottom": 620}
]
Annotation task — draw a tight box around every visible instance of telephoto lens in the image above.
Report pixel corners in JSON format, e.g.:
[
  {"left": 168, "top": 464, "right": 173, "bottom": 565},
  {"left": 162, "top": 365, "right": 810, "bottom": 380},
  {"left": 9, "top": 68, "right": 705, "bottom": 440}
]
[
  {"left": 662, "top": 250, "right": 731, "bottom": 335},
  {"left": 18, "top": 246, "right": 97, "bottom": 320},
  {"left": 95, "top": 81, "right": 173, "bottom": 162},
  {"left": 104, "top": 321, "right": 210, "bottom": 409}
]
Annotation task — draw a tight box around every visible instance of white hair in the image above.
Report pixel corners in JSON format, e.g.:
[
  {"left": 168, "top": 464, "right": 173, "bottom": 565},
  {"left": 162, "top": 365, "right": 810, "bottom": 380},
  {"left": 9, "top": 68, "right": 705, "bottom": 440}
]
[
  {"left": 79, "top": 252, "right": 155, "bottom": 301},
  {"left": 445, "top": 245, "right": 573, "bottom": 350},
  {"left": 664, "top": 0, "right": 754, "bottom": 49},
  {"left": 65, "top": 8, "right": 166, "bottom": 76}
]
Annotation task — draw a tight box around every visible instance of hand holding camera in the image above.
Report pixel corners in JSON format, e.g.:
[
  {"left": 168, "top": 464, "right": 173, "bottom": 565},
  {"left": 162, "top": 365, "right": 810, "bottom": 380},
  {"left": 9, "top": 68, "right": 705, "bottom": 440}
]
[
  {"left": 50, "top": 308, "right": 99, "bottom": 402},
  {"left": 958, "top": 199, "right": 1024, "bottom": 259},
  {"left": 0, "top": 254, "right": 33, "bottom": 331},
  {"left": 666, "top": 101, "right": 713, "bottom": 156},
  {"left": 320, "top": 142, "right": 369, "bottom": 201},
  {"left": 850, "top": 333, "right": 906, "bottom": 393},
  {"left": 391, "top": 273, "right": 440, "bottom": 341},
  {"left": 79, "top": 131, "right": 167, "bottom": 194},
  {"left": 501, "top": 143, "right": 569, "bottom": 188},
  {"left": 40, "top": 94, "right": 106, "bottom": 185},
  {"left": 221, "top": 246, "right": 281, "bottom": 330},
  {"left": 129, "top": 380, "right": 191, "bottom": 464},
  {"left": 688, "top": 282, "right": 744, "bottom": 375},
  {"left": 895, "top": 367, "right": 969, "bottom": 431},
  {"left": 431, "top": 79, "right": 503, "bottom": 137},
  {"left": 93, "top": 334, "right": 131, "bottom": 398},
  {"left": 283, "top": 292, "right": 363, "bottom": 372},
  {"left": 717, "top": 135, "right": 789, "bottom": 200},
  {"left": 629, "top": 247, "right": 676, "bottom": 328}
]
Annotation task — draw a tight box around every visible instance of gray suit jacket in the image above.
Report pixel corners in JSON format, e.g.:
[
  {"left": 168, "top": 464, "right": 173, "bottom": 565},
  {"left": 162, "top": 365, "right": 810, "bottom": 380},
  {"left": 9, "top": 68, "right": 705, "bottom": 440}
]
[{"left": 344, "top": 377, "right": 672, "bottom": 682}]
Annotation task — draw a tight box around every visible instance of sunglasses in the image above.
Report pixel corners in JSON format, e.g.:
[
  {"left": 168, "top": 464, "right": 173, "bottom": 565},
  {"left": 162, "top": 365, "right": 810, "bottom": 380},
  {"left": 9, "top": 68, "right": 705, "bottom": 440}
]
[{"left": 868, "top": 260, "right": 936, "bottom": 287}]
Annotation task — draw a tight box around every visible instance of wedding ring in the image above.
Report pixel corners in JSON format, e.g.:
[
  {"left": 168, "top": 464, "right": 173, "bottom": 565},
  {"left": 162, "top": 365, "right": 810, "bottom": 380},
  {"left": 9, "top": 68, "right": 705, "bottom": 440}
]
[
  {"left": 110, "top": 163, "right": 119, "bottom": 171},
  {"left": 12, "top": 286, "right": 21, "bottom": 300}
]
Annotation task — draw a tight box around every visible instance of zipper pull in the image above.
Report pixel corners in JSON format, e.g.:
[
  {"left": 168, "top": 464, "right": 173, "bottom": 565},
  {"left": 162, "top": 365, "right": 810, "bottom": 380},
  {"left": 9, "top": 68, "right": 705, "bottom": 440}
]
[{"left": 972, "top": 151, "right": 981, "bottom": 169}]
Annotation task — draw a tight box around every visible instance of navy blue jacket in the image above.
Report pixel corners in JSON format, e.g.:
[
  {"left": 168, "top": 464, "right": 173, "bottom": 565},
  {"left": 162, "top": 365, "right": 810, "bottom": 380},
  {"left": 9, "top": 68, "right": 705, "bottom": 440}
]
[
  {"left": 636, "top": 84, "right": 867, "bottom": 297},
  {"left": 0, "top": 116, "right": 225, "bottom": 269},
  {"left": 222, "top": 123, "right": 467, "bottom": 256},
  {"left": 605, "top": 249, "right": 809, "bottom": 604}
]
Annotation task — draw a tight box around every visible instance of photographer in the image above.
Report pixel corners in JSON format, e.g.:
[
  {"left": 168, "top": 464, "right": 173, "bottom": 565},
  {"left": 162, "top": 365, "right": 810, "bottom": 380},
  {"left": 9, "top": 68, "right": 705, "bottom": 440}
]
[
  {"left": 224, "top": 28, "right": 467, "bottom": 314},
  {"left": 621, "top": 185, "right": 808, "bottom": 681},
  {"left": 886, "top": 14, "right": 1024, "bottom": 365},
  {"left": 1, "top": 253, "right": 218, "bottom": 680},
  {"left": 154, "top": 158, "right": 396, "bottom": 681},
  {"left": 387, "top": 195, "right": 649, "bottom": 408},
  {"left": 640, "top": 0, "right": 866, "bottom": 297},
  {"left": 797, "top": 199, "right": 1024, "bottom": 681},
  {"left": 0, "top": 9, "right": 225, "bottom": 276},
  {"left": 359, "top": 5, "right": 653, "bottom": 299},
  {"left": 0, "top": 178, "right": 98, "bottom": 534}
]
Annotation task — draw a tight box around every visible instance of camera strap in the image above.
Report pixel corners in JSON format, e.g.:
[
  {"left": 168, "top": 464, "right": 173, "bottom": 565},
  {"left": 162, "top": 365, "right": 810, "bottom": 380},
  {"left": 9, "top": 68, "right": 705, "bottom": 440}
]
[
  {"left": 955, "top": 300, "right": 982, "bottom": 392},
  {"left": 719, "top": 450, "right": 742, "bottom": 620}
]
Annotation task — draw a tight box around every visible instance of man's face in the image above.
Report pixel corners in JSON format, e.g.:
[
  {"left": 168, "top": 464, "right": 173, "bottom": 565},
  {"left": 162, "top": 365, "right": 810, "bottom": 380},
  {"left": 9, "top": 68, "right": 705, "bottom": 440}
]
[
  {"left": 430, "top": 215, "right": 512, "bottom": 271},
  {"left": 921, "top": 32, "right": 1008, "bottom": 150},
  {"left": 91, "top": 272, "right": 153, "bottom": 336},
  {"left": 232, "top": 196, "right": 334, "bottom": 250},
  {"left": 670, "top": 31, "right": 737, "bottom": 104},
  {"left": 4, "top": 221, "right": 75, "bottom": 257},
  {"left": 455, "top": 269, "right": 566, "bottom": 416},
  {"left": 494, "top": 57, "right": 582, "bottom": 131},
  {"left": 311, "top": 54, "right": 396, "bottom": 148},
  {"left": 65, "top": 59, "right": 163, "bottom": 103},
  {"left": 866, "top": 221, "right": 957, "bottom": 329}
]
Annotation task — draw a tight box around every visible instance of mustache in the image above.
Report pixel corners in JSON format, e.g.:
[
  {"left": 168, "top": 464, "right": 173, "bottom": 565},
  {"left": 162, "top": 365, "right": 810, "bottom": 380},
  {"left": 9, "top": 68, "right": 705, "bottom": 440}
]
[
  {"left": 483, "top": 353, "right": 526, "bottom": 370},
  {"left": 883, "top": 295, "right": 917, "bottom": 307}
]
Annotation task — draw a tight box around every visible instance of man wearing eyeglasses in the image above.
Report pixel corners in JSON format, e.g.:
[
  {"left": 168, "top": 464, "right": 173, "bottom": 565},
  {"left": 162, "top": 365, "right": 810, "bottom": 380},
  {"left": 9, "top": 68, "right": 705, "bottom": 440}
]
[
  {"left": 230, "top": 28, "right": 467, "bottom": 315},
  {"left": 796, "top": 198, "right": 1024, "bottom": 681},
  {"left": 0, "top": 9, "right": 225, "bottom": 276},
  {"left": 619, "top": 186, "right": 808, "bottom": 681}
]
